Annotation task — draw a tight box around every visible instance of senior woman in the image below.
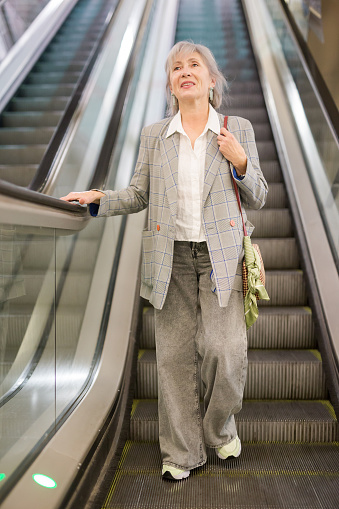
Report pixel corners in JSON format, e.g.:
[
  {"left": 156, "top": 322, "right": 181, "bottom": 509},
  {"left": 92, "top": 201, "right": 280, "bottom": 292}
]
[{"left": 61, "top": 41, "right": 268, "bottom": 481}]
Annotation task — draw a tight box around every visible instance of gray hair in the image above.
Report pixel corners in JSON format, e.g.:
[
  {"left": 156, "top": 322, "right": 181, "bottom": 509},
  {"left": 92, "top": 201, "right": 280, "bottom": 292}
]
[{"left": 165, "top": 40, "right": 228, "bottom": 116}]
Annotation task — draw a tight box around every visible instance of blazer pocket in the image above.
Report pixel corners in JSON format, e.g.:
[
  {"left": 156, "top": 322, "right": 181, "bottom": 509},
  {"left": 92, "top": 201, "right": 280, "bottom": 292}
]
[{"left": 141, "top": 230, "right": 154, "bottom": 288}]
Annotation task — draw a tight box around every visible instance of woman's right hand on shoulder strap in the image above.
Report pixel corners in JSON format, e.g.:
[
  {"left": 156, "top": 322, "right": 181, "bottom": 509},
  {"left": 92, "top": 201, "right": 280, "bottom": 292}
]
[{"left": 60, "top": 190, "right": 105, "bottom": 205}]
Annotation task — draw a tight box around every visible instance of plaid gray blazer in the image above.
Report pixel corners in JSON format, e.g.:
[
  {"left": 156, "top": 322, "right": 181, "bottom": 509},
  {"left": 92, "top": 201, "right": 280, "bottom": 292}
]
[{"left": 95, "top": 114, "right": 268, "bottom": 309}]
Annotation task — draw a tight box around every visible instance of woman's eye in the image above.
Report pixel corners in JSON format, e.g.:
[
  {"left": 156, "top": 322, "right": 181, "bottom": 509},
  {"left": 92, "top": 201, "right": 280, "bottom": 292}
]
[
  {"left": 192, "top": 63, "right": 198, "bottom": 67},
  {"left": 174, "top": 66, "right": 180, "bottom": 71}
]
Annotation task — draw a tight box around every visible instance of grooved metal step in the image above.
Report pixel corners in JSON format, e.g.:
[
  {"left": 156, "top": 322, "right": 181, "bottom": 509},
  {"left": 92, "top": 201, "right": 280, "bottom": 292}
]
[
  {"left": 104, "top": 442, "right": 339, "bottom": 509},
  {"left": 0, "top": 128, "right": 54, "bottom": 145},
  {"left": 0, "top": 146, "right": 47, "bottom": 164},
  {"left": 0, "top": 165, "right": 37, "bottom": 186},
  {"left": 136, "top": 349, "right": 326, "bottom": 400},
  {"left": 259, "top": 160, "right": 283, "bottom": 182},
  {"left": 10, "top": 97, "right": 69, "bottom": 112},
  {"left": 141, "top": 306, "right": 314, "bottom": 350},
  {"left": 25, "top": 72, "right": 81, "bottom": 85},
  {"left": 262, "top": 270, "right": 307, "bottom": 306},
  {"left": 130, "top": 399, "right": 338, "bottom": 442},
  {"left": 18, "top": 84, "right": 75, "bottom": 97},
  {"left": 1, "top": 112, "right": 62, "bottom": 128},
  {"left": 254, "top": 238, "right": 299, "bottom": 269},
  {"left": 247, "top": 209, "right": 293, "bottom": 238}
]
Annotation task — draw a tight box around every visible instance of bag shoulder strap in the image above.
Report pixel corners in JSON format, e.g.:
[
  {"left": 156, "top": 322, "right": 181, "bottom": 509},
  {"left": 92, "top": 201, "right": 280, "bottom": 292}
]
[{"left": 224, "top": 116, "right": 248, "bottom": 237}]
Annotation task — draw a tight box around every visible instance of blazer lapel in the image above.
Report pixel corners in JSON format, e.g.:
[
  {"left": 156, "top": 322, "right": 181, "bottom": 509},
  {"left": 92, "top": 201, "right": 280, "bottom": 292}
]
[
  {"left": 160, "top": 133, "right": 179, "bottom": 221},
  {"left": 202, "top": 129, "right": 227, "bottom": 205}
]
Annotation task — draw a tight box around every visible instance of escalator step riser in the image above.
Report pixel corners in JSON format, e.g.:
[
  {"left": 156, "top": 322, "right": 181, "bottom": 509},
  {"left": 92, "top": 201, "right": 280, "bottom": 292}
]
[
  {"left": 0, "top": 165, "right": 37, "bottom": 186},
  {"left": 130, "top": 419, "right": 338, "bottom": 444},
  {"left": 40, "top": 51, "right": 90, "bottom": 62},
  {"left": 34, "top": 62, "right": 85, "bottom": 74},
  {"left": 228, "top": 82, "right": 262, "bottom": 94},
  {"left": 254, "top": 238, "right": 299, "bottom": 269},
  {"left": 260, "top": 161, "right": 283, "bottom": 182},
  {"left": 18, "top": 84, "right": 76, "bottom": 97},
  {"left": 251, "top": 141, "right": 277, "bottom": 161},
  {"left": 1, "top": 112, "right": 62, "bottom": 128},
  {"left": 25, "top": 73, "right": 81, "bottom": 85},
  {"left": 0, "top": 128, "right": 54, "bottom": 145},
  {"left": 0, "top": 146, "right": 47, "bottom": 164},
  {"left": 136, "top": 354, "right": 326, "bottom": 400},
  {"left": 141, "top": 306, "right": 314, "bottom": 351},
  {"left": 47, "top": 41, "right": 96, "bottom": 53},
  {"left": 228, "top": 95, "right": 265, "bottom": 108},
  {"left": 129, "top": 400, "right": 337, "bottom": 443},
  {"left": 226, "top": 108, "right": 269, "bottom": 123},
  {"left": 247, "top": 209, "right": 293, "bottom": 238},
  {"left": 10, "top": 97, "right": 69, "bottom": 112},
  {"left": 260, "top": 271, "right": 307, "bottom": 307}
]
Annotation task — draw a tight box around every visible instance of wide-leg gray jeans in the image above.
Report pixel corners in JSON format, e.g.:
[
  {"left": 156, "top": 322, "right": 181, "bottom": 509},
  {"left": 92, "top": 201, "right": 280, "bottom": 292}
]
[{"left": 154, "top": 241, "right": 248, "bottom": 471}]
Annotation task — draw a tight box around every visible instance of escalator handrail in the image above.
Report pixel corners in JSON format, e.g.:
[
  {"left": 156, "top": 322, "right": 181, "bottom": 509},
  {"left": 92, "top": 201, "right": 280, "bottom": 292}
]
[
  {"left": 0, "top": 0, "right": 80, "bottom": 113},
  {"left": 0, "top": 178, "right": 89, "bottom": 230},
  {"left": 29, "top": 0, "right": 121, "bottom": 192},
  {"left": 278, "top": 0, "right": 339, "bottom": 140}
]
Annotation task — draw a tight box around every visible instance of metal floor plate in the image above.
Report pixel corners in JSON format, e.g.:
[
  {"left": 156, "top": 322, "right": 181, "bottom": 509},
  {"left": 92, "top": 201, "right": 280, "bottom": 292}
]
[{"left": 102, "top": 442, "right": 339, "bottom": 509}]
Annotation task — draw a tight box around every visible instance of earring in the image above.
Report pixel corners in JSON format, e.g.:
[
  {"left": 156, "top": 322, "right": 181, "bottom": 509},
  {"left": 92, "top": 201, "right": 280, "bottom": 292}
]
[
  {"left": 209, "top": 87, "right": 214, "bottom": 102},
  {"left": 172, "top": 93, "right": 176, "bottom": 106}
]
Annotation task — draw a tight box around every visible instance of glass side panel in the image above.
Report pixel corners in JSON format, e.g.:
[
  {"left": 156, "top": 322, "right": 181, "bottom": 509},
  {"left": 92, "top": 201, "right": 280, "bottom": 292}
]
[
  {"left": 0, "top": 223, "right": 56, "bottom": 489},
  {"left": 0, "top": 0, "right": 51, "bottom": 59},
  {"left": 265, "top": 0, "right": 339, "bottom": 266}
]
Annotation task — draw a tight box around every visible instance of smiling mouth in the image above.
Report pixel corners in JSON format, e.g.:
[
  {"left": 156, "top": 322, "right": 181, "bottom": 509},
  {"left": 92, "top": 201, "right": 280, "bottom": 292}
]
[{"left": 181, "top": 82, "right": 195, "bottom": 88}]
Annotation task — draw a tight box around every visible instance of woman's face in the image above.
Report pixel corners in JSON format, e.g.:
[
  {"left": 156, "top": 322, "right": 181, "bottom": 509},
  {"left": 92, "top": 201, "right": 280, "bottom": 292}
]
[{"left": 169, "top": 51, "right": 215, "bottom": 108}]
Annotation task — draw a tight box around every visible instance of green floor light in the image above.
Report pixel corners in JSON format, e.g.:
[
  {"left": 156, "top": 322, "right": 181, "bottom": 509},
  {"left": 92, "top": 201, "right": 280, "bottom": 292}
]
[
  {"left": 0, "top": 474, "right": 6, "bottom": 482},
  {"left": 32, "top": 474, "right": 57, "bottom": 489}
]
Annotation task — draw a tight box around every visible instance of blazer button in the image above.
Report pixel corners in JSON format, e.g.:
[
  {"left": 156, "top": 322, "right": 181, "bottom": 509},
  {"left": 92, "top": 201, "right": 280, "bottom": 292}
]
[
  {"left": 157, "top": 224, "right": 160, "bottom": 231},
  {"left": 230, "top": 220, "right": 235, "bottom": 227}
]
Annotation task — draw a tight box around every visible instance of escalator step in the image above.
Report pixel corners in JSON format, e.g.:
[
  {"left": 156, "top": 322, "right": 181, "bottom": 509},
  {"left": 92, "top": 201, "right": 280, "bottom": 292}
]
[
  {"left": 247, "top": 209, "right": 293, "bottom": 238},
  {"left": 130, "top": 399, "right": 337, "bottom": 443},
  {"left": 34, "top": 62, "right": 85, "bottom": 73},
  {"left": 0, "top": 165, "right": 37, "bottom": 186},
  {"left": 18, "top": 84, "right": 75, "bottom": 97},
  {"left": 254, "top": 237, "right": 299, "bottom": 269},
  {"left": 260, "top": 160, "right": 283, "bottom": 182},
  {"left": 10, "top": 97, "right": 69, "bottom": 112},
  {"left": 0, "top": 145, "right": 47, "bottom": 164},
  {"left": 261, "top": 270, "right": 307, "bottom": 306},
  {"left": 103, "top": 442, "right": 339, "bottom": 509},
  {"left": 142, "top": 305, "right": 314, "bottom": 350},
  {"left": 0, "top": 128, "right": 54, "bottom": 144},
  {"left": 25, "top": 72, "right": 81, "bottom": 85},
  {"left": 1, "top": 111, "right": 62, "bottom": 127},
  {"left": 136, "top": 350, "right": 326, "bottom": 400}
]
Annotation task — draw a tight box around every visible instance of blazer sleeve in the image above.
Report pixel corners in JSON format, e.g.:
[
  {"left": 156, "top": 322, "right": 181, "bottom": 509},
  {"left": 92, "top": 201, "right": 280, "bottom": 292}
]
[
  {"left": 231, "top": 117, "right": 268, "bottom": 210},
  {"left": 92, "top": 127, "right": 150, "bottom": 217}
]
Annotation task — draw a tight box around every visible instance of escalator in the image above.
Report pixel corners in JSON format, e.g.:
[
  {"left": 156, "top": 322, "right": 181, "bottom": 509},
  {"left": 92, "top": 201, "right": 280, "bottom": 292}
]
[
  {"left": 0, "top": 0, "right": 116, "bottom": 188},
  {"left": 0, "top": 0, "right": 338, "bottom": 507},
  {"left": 79, "top": 0, "right": 339, "bottom": 507}
]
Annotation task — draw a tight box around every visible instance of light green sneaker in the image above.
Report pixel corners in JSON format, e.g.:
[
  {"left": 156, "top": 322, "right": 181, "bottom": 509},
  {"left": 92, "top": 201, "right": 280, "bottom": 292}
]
[
  {"left": 216, "top": 436, "right": 241, "bottom": 459},
  {"left": 162, "top": 464, "right": 190, "bottom": 481}
]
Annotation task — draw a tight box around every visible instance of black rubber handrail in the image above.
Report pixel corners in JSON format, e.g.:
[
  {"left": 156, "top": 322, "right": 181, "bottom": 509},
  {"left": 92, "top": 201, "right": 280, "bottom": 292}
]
[
  {"left": 28, "top": 0, "right": 121, "bottom": 192},
  {"left": 0, "top": 178, "right": 86, "bottom": 215},
  {"left": 278, "top": 0, "right": 339, "bottom": 140}
]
